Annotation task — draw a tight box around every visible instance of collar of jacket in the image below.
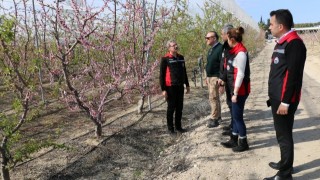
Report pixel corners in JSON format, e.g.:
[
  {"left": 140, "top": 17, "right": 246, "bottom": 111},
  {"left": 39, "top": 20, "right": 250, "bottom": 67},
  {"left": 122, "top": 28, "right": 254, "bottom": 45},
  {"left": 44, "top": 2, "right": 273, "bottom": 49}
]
[
  {"left": 277, "top": 30, "right": 302, "bottom": 44},
  {"left": 212, "top": 42, "right": 219, "bottom": 48},
  {"left": 229, "top": 42, "right": 247, "bottom": 55},
  {"left": 164, "top": 52, "right": 180, "bottom": 58}
]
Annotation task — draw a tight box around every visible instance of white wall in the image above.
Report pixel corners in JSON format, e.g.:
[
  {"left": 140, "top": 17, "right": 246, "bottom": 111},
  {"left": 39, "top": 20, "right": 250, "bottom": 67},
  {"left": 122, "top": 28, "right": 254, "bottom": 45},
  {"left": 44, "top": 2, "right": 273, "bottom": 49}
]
[{"left": 188, "top": 0, "right": 259, "bottom": 31}]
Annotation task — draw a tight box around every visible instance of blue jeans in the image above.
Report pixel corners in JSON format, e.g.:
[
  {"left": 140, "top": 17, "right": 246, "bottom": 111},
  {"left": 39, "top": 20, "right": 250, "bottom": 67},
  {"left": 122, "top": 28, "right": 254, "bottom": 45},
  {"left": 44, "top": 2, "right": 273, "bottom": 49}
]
[{"left": 232, "top": 95, "right": 248, "bottom": 137}]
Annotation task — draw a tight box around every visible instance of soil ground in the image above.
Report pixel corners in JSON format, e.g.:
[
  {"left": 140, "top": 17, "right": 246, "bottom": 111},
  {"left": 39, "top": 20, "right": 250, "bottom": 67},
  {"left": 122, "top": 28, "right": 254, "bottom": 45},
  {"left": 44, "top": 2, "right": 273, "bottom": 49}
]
[{"left": 10, "top": 36, "right": 320, "bottom": 180}]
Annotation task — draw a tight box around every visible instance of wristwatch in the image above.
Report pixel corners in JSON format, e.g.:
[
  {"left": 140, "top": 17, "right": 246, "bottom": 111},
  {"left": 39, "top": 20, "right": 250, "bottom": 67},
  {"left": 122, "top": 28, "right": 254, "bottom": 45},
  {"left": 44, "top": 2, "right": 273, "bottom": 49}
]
[{"left": 232, "top": 92, "right": 238, "bottom": 96}]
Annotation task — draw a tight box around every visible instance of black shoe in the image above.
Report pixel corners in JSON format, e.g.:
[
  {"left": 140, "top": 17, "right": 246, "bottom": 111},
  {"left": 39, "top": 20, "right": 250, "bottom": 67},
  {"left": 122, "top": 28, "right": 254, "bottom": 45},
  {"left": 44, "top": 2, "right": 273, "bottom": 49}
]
[
  {"left": 176, "top": 128, "right": 187, "bottom": 133},
  {"left": 167, "top": 129, "right": 176, "bottom": 135},
  {"left": 232, "top": 138, "right": 249, "bottom": 152},
  {"left": 268, "top": 162, "right": 294, "bottom": 174},
  {"left": 263, "top": 175, "right": 292, "bottom": 180},
  {"left": 222, "top": 125, "right": 231, "bottom": 131},
  {"left": 207, "top": 119, "right": 219, "bottom": 128},
  {"left": 221, "top": 135, "right": 238, "bottom": 148},
  {"left": 222, "top": 130, "right": 231, "bottom": 136},
  {"left": 269, "top": 162, "right": 280, "bottom": 170}
]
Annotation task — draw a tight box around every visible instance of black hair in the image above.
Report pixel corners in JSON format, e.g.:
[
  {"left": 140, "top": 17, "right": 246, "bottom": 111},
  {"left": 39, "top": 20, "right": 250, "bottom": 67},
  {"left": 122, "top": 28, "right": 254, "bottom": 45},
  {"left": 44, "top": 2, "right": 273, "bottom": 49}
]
[
  {"left": 209, "top": 31, "right": 219, "bottom": 41},
  {"left": 270, "top": 9, "right": 294, "bottom": 29}
]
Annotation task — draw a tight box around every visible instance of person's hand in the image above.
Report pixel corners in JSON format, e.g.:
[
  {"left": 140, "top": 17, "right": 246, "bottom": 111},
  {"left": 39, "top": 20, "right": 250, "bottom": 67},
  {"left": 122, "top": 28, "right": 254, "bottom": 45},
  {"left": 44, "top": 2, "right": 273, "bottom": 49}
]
[
  {"left": 186, "top": 86, "right": 190, "bottom": 94},
  {"left": 219, "top": 86, "right": 225, "bottom": 94},
  {"left": 218, "top": 79, "right": 224, "bottom": 86},
  {"left": 231, "top": 95, "right": 237, "bottom": 103},
  {"left": 162, "top": 91, "right": 168, "bottom": 99},
  {"left": 277, "top": 104, "right": 289, "bottom": 115}
]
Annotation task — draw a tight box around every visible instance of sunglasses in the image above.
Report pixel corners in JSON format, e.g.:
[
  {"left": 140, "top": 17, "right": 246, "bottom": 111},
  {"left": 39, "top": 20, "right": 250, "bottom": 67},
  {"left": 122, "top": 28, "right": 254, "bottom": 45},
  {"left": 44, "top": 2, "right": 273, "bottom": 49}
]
[{"left": 205, "top": 36, "right": 214, "bottom": 40}]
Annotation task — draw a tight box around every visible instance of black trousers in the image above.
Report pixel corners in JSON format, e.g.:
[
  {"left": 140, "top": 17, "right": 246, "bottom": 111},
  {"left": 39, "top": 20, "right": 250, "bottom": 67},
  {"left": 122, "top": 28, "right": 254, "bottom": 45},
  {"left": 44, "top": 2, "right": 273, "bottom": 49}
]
[
  {"left": 166, "top": 85, "right": 184, "bottom": 131},
  {"left": 225, "top": 84, "right": 233, "bottom": 125},
  {"left": 270, "top": 99, "right": 299, "bottom": 177}
]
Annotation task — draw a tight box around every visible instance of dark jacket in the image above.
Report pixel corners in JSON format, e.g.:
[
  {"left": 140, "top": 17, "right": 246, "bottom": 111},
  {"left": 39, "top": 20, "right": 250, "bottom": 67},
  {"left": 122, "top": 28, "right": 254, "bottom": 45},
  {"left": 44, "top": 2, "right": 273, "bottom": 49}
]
[
  {"left": 268, "top": 31, "right": 306, "bottom": 103},
  {"left": 220, "top": 41, "right": 232, "bottom": 81},
  {"left": 159, "top": 53, "right": 189, "bottom": 91},
  {"left": 206, "top": 43, "right": 223, "bottom": 77}
]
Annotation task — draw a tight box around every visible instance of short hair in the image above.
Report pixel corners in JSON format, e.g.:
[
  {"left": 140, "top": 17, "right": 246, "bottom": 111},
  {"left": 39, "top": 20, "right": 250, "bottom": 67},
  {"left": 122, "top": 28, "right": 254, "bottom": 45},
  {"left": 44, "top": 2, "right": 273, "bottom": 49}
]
[
  {"left": 227, "top": 26, "right": 245, "bottom": 42},
  {"left": 208, "top": 31, "right": 219, "bottom": 41},
  {"left": 166, "top": 39, "right": 176, "bottom": 48},
  {"left": 270, "top": 9, "right": 294, "bottom": 29},
  {"left": 222, "top": 24, "right": 234, "bottom": 34}
]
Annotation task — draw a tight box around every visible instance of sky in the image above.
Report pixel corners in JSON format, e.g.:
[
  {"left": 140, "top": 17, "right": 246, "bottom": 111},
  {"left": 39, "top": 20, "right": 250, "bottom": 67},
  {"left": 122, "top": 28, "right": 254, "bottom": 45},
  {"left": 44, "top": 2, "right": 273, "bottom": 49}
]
[
  {"left": 234, "top": 0, "right": 320, "bottom": 24},
  {"left": 2, "top": 0, "right": 319, "bottom": 25}
]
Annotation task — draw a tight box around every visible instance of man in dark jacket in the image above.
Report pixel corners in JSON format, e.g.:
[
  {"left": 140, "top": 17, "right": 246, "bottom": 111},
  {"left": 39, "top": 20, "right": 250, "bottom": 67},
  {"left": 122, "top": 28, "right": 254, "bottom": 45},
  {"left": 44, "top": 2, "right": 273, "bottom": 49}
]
[
  {"left": 218, "top": 24, "right": 234, "bottom": 135},
  {"left": 264, "top": 9, "right": 307, "bottom": 180},
  {"left": 159, "top": 40, "right": 190, "bottom": 135},
  {"left": 205, "top": 31, "right": 223, "bottom": 128}
]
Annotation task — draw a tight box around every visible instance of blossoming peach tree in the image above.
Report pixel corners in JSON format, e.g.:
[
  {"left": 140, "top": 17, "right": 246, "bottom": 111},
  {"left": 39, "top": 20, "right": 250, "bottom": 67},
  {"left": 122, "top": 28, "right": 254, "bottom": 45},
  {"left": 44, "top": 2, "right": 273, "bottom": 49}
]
[{"left": 38, "top": 0, "right": 175, "bottom": 137}]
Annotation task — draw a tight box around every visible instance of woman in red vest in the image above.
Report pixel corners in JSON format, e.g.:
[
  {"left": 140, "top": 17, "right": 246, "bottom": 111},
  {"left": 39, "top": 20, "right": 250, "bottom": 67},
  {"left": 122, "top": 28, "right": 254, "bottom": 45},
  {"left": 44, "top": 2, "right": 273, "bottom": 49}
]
[{"left": 220, "top": 27, "right": 251, "bottom": 152}]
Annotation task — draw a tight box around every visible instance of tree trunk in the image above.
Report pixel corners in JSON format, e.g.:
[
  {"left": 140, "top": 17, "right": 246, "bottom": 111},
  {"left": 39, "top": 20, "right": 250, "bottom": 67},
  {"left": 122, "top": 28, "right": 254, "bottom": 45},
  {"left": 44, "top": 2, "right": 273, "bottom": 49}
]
[
  {"left": 1, "top": 165, "right": 10, "bottom": 180},
  {"left": 0, "top": 148, "right": 10, "bottom": 180},
  {"left": 95, "top": 123, "right": 102, "bottom": 137},
  {"left": 137, "top": 95, "right": 145, "bottom": 114}
]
